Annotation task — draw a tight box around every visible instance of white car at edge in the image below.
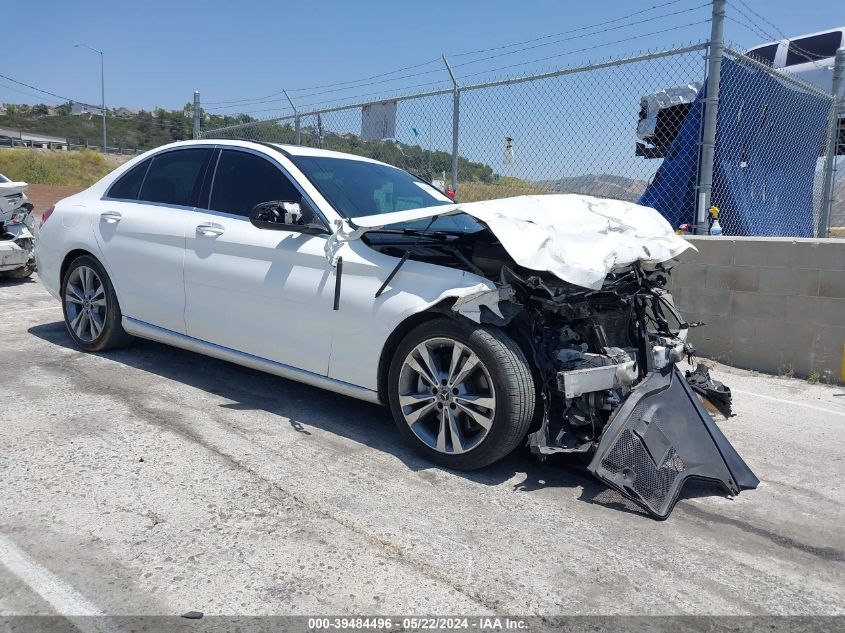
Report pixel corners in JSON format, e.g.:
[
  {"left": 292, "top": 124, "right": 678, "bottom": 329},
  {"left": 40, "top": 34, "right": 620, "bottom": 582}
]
[{"left": 35, "top": 139, "right": 757, "bottom": 517}]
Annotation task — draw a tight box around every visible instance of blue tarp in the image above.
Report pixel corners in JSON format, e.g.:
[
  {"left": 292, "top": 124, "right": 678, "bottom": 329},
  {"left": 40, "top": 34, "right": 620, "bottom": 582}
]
[{"left": 639, "top": 57, "right": 831, "bottom": 236}]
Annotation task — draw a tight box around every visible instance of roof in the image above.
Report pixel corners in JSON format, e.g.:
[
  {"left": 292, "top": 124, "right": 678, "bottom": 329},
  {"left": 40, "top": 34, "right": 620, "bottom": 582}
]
[{"left": 157, "top": 138, "right": 389, "bottom": 165}]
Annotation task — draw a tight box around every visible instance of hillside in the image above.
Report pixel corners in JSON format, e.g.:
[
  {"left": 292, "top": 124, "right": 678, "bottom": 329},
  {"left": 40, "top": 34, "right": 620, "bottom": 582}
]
[
  {"left": 0, "top": 103, "right": 251, "bottom": 151},
  {"left": 0, "top": 148, "right": 130, "bottom": 187}
]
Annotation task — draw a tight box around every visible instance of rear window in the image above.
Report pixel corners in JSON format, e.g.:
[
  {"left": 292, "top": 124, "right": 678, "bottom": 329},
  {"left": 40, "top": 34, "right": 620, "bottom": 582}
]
[
  {"left": 107, "top": 159, "right": 150, "bottom": 200},
  {"left": 138, "top": 148, "right": 209, "bottom": 206},
  {"left": 747, "top": 43, "right": 778, "bottom": 67},
  {"left": 786, "top": 31, "right": 842, "bottom": 66}
]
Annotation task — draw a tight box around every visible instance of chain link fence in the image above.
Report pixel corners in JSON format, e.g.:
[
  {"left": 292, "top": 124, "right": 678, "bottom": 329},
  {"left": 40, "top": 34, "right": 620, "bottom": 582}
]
[{"left": 202, "top": 41, "right": 841, "bottom": 238}]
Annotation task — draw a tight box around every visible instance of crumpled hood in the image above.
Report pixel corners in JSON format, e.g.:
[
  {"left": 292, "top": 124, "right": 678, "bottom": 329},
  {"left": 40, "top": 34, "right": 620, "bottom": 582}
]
[{"left": 334, "top": 194, "right": 694, "bottom": 290}]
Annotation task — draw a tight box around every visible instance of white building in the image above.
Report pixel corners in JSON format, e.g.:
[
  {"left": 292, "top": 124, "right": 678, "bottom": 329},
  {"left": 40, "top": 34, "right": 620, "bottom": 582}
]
[
  {"left": 115, "top": 107, "right": 139, "bottom": 118},
  {"left": 71, "top": 103, "right": 104, "bottom": 116}
]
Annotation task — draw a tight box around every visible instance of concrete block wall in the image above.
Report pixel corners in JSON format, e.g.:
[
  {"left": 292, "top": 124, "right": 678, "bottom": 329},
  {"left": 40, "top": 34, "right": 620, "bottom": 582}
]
[{"left": 667, "top": 236, "right": 845, "bottom": 382}]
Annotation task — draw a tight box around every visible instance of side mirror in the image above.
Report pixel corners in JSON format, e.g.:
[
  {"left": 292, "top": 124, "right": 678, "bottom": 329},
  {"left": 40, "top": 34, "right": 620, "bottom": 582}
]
[{"left": 249, "top": 200, "right": 328, "bottom": 235}]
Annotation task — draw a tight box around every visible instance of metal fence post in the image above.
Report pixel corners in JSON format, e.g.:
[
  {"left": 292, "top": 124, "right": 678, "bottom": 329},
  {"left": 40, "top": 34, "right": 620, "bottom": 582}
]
[
  {"left": 819, "top": 48, "right": 845, "bottom": 237},
  {"left": 284, "top": 89, "right": 300, "bottom": 145},
  {"left": 192, "top": 91, "right": 201, "bottom": 139},
  {"left": 443, "top": 55, "right": 459, "bottom": 197},
  {"left": 696, "top": 0, "right": 726, "bottom": 233}
]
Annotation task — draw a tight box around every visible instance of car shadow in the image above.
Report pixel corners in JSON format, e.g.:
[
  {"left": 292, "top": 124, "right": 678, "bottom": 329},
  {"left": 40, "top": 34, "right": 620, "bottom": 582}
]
[
  {"left": 28, "top": 320, "right": 727, "bottom": 520},
  {"left": 0, "top": 275, "right": 36, "bottom": 287}
]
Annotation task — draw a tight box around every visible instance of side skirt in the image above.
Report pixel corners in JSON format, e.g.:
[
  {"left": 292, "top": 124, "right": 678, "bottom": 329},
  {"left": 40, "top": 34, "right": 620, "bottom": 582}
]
[{"left": 122, "top": 317, "right": 382, "bottom": 405}]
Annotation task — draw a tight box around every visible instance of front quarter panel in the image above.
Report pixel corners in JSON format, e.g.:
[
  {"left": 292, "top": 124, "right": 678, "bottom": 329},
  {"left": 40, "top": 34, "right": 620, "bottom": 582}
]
[{"left": 327, "top": 239, "right": 495, "bottom": 392}]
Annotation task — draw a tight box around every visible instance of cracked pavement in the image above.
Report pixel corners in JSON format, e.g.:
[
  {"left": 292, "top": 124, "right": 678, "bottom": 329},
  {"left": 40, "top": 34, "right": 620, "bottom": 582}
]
[{"left": 1, "top": 276, "right": 843, "bottom": 616}]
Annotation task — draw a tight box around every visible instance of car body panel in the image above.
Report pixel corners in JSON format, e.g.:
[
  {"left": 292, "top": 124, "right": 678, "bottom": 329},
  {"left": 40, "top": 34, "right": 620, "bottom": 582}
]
[
  {"left": 184, "top": 210, "right": 335, "bottom": 376},
  {"left": 337, "top": 194, "right": 694, "bottom": 290},
  {"left": 91, "top": 198, "right": 193, "bottom": 334},
  {"left": 326, "top": 238, "right": 494, "bottom": 390}
]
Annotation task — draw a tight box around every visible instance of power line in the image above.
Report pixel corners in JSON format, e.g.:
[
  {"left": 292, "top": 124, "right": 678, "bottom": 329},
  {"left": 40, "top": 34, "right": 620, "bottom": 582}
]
[
  {"left": 449, "top": 2, "right": 710, "bottom": 71},
  {"left": 457, "top": 19, "right": 711, "bottom": 82},
  {"left": 286, "top": 57, "right": 442, "bottom": 93},
  {"left": 205, "top": 58, "right": 442, "bottom": 107},
  {"left": 204, "top": 0, "right": 706, "bottom": 111},
  {"left": 252, "top": 19, "right": 709, "bottom": 116},
  {"left": 0, "top": 72, "right": 96, "bottom": 108},
  {"left": 204, "top": 90, "right": 286, "bottom": 106},
  {"left": 0, "top": 80, "right": 61, "bottom": 103},
  {"left": 450, "top": 0, "right": 687, "bottom": 58}
]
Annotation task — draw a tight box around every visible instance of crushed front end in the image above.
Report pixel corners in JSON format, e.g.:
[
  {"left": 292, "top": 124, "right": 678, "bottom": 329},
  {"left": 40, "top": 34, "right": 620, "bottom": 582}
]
[
  {"left": 345, "top": 194, "right": 759, "bottom": 519},
  {"left": 502, "top": 265, "right": 759, "bottom": 519}
]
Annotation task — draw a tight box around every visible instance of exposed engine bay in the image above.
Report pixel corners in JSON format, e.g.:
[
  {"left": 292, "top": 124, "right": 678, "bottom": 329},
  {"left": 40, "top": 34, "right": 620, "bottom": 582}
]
[{"left": 356, "top": 198, "right": 759, "bottom": 519}]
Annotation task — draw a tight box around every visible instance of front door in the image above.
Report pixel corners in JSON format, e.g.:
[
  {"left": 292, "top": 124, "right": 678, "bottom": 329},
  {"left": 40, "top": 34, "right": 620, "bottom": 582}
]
[{"left": 183, "top": 147, "right": 334, "bottom": 375}]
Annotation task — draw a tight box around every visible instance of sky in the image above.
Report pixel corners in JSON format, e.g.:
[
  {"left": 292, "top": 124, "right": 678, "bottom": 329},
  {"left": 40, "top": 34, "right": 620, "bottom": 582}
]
[{"left": 2, "top": 0, "right": 840, "bottom": 116}]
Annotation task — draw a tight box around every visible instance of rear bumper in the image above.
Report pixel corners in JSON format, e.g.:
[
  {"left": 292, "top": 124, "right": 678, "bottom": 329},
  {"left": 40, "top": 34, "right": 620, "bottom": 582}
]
[{"left": 0, "top": 235, "right": 33, "bottom": 272}]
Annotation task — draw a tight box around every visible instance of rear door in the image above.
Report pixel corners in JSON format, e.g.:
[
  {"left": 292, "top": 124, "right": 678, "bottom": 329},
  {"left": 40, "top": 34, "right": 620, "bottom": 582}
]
[
  {"left": 93, "top": 147, "right": 213, "bottom": 333},
  {"left": 183, "top": 147, "right": 334, "bottom": 375}
]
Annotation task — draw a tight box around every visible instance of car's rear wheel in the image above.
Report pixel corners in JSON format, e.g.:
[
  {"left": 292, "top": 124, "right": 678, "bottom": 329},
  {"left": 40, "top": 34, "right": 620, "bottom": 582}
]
[
  {"left": 388, "top": 318, "right": 535, "bottom": 470},
  {"left": 61, "top": 255, "right": 133, "bottom": 352}
]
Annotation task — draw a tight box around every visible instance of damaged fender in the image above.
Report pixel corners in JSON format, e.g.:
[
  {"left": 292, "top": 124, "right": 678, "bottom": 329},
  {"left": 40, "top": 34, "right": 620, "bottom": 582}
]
[{"left": 587, "top": 365, "right": 759, "bottom": 519}]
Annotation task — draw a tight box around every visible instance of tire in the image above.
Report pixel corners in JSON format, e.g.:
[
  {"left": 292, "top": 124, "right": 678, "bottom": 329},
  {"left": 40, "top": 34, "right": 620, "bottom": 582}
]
[
  {"left": 388, "top": 317, "right": 535, "bottom": 470},
  {"left": 61, "top": 255, "right": 133, "bottom": 352}
]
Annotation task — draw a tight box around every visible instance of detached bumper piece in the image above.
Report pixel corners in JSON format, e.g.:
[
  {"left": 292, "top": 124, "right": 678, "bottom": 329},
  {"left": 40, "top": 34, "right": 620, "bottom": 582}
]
[{"left": 587, "top": 365, "right": 758, "bottom": 519}]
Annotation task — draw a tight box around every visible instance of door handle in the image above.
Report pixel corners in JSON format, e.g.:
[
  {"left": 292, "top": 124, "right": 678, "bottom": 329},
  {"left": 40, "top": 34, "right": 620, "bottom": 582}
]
[
  {"left": 196, "top": 222, "right": 225, "bottom": 237},
  {"left": 100, "top": 211, "right": 122, "bottom": 224}
]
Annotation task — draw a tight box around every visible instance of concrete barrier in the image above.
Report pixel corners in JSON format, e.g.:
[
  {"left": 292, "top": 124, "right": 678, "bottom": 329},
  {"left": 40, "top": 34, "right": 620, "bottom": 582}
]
[{"left": 668, "top": 236, "right": 845, "bottom": 383}]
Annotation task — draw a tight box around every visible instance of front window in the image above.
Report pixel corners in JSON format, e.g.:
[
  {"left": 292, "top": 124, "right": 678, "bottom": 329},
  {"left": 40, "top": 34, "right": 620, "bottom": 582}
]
[
  {"left": 138, "top": 148, "right": 211, "bottom": 206},
  {"left": 209, "top": 150, "right": 302, "bottom": 217},
  {"left": 291, "top": 155, "right": 480, "bottom": 233}
]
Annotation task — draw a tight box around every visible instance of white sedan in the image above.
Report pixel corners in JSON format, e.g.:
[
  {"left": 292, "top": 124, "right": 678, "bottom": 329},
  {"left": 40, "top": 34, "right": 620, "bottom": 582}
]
[{"left": 36, "top": 139, "right": 757, "bottom": 518}]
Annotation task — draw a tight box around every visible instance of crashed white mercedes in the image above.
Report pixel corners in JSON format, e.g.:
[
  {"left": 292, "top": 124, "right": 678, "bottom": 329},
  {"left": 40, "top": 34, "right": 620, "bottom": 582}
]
[
  {"left": 36, "top": 140, "right": 757, "bottom": 518},
  {"left": 0, "top": 172, "right": 36, "bottom": 278}
]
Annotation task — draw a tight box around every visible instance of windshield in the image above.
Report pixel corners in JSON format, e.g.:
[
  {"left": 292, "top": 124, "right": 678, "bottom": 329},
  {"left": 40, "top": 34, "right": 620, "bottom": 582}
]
[{"left": 290, "top": 154, "right": 482, "bottom": 233}]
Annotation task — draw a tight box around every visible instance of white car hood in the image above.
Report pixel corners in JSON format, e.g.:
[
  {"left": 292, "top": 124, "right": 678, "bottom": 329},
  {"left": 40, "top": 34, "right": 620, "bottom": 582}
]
[{"left": 337, "top": 194, "right": 694, "bottom": 290}]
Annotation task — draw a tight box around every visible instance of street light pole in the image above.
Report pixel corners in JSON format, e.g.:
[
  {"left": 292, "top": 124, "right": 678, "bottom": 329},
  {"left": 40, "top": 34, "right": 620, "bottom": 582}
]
[{"left": 75, "top": 43, "right": 106, "bottom": 153}]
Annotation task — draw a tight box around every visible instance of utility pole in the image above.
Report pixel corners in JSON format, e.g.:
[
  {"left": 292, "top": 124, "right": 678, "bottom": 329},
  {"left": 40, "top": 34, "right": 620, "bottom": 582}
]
[
  {"left": 819, "top": 48, "right": 845, "bottom": 237},
  {"left": 192, "top": 91, "right": 201, "bottom": 139},
  {"left": 75, "top": 43, "right": 106, "bottom": 153},
  {"left": 695, "top": 0, "right": 726, "bottom": 233},
  {"left": 443, "top": 55, "right": 459, "bottom": 198},
  {"left": 284, "top": 89, "right": 300, "bottom": 145}
]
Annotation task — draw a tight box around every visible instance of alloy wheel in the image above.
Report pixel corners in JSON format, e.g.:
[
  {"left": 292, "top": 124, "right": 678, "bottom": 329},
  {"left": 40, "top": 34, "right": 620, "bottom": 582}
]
[
  {"left": 64, "top": 265, "right": 107, "bottom": 342},
  {"left": 398, "top": 337, "right": 496, "bottom": 455}
]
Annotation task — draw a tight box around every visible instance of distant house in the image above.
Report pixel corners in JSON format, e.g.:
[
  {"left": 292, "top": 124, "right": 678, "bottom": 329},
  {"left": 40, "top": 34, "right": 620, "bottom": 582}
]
[
  {"left": 0, "top": 105, "right": 6, "bottom": 116},
  {"left": 115, "top": 107, "right": 139, "bottom": 118},
  {"left": 71, "top": 103, "right": 104, "bottom": 116}
]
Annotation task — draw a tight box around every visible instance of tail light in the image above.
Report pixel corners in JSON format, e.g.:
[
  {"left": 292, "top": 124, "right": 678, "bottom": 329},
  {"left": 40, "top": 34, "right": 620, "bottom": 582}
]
[{"left": 40, "top": 205, "right": 55, "bottom": 228}]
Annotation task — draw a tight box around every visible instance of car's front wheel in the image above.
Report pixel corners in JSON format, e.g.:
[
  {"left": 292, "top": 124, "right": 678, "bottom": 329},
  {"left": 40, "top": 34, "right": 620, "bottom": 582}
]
[
  {"left": 61, "top": 255, "right": 133, "bottom": 352},
  {"left": 388, "top": 318, "right": 535, "bottom": 470}
]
